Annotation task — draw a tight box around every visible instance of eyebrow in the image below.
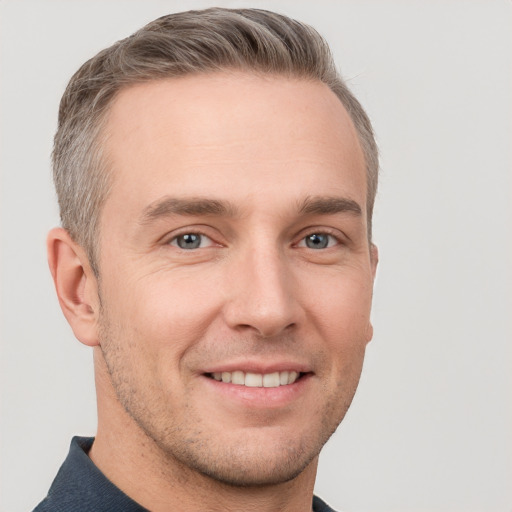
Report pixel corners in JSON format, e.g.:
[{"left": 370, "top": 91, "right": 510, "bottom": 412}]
[
  {"left": 139, "top": 194, "right": 362, "bottom": 225},
  {"left": 140, "top": 196, "right": 239, "bottom": 224},
  {"left": 297, "top": 196, "right": 362, "bottom": 216}
]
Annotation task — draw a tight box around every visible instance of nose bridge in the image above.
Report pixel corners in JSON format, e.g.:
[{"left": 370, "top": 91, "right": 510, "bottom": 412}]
[{"left": 224, "top": 235, "right": 298, "bottom": 337}]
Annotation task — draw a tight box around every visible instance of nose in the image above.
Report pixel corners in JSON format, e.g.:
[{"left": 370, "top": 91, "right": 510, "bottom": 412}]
[{"left": 222, "top": 244, "right": 300, "bottom": 338}]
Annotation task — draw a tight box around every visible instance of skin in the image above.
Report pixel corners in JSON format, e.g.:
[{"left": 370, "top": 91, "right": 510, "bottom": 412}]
[{"left": 48, "top": 72, "right": 378, "bottom": 512}]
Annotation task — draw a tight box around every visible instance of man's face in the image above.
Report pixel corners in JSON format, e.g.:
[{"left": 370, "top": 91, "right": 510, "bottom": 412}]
[{"left": 95, "top": 73, "right": 377, "bottom": 486}]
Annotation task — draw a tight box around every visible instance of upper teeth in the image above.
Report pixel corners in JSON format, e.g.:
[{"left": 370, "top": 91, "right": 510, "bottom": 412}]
[{"left": 211, "top": 370, "right": 299, "bottom": 388}]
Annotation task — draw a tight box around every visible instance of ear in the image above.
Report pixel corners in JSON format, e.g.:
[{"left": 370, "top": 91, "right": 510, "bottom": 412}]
[
  {"left": 370, "top": 243, "right": 379, "bottom": 280},
  {"left": 365, "top": 243, "right": 379, "bottom": 343},
  {"left": 47, "top": 227, "right": 100, "bottom": 346}
]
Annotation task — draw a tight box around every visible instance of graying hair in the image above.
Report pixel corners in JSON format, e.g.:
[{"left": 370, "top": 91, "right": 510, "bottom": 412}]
[{"left": 53, "top": 7, "right": 378, "bottom": 274}]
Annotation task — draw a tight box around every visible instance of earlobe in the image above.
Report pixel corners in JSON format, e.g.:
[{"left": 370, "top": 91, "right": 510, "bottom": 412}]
[
  {"left": 365, "top": 322, "right": 374, "bottom": 344},
  {"left": 47, "top": 227, "right": 100, "bottom": 347}
]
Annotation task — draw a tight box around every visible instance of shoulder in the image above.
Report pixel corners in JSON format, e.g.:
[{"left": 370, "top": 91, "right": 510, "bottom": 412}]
[{"left": 313, "top": 495, "right": 342, "bottom": 512}]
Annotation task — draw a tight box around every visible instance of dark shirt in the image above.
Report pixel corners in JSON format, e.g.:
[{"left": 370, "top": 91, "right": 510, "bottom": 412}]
[{"left": 33, "top": 437, "right": 338, "bottom": 512}]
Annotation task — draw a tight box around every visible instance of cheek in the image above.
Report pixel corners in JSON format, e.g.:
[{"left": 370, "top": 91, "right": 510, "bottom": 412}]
[
  {"left": 302, "top": 269, "right": 373, "bottom": 384},
  {"left": 105, "top": 269, "right": 224, "bottom": 358},
  {"left": 98, "top": 272, "right": 224, "bottom": 411},
  {"left": 306, "top": 270, "right": 373, "bottom": 337}
]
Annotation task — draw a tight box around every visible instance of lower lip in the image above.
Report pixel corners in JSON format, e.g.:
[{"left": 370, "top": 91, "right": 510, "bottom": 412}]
[{"left": 200, "top": 373, "right": 313, "bottom": 409}]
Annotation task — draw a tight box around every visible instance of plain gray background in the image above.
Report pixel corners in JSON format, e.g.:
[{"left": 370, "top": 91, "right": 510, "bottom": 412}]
[{"left": 1, "top": 1, "right": 511, "bottom": 511}]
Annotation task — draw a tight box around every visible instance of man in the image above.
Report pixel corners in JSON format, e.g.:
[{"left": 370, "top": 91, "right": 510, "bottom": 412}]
[{"left": 35, "top": 7, "right": 378, "bottom": 512}]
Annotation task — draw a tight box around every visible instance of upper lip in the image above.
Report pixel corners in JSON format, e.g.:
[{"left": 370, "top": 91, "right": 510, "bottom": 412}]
[{"left": 200, "top": 360, "right": 312, "bottom": 375}]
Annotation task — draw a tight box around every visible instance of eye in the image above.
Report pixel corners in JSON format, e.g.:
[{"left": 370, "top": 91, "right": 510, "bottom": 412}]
[
  {"left": 169, "top": 233, "right": 213, "bottom": 250},
  {"left": 299, "top": 233, "right": 338, "bottom": 250}
]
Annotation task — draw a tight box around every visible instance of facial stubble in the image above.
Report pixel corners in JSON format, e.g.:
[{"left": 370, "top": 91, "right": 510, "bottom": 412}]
[{"left": 96, "top": 299, "right": 363, "bottom": 489}]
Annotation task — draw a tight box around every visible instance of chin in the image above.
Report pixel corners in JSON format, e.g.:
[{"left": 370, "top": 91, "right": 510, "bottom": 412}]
[{"left": 164, "top": 435, "right": 320, "bottom": 488}]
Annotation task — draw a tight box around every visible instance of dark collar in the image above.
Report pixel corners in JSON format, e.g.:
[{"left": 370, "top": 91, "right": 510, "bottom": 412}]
[{"left": 34, "top": 436, "right": 147, "bottom": 511}]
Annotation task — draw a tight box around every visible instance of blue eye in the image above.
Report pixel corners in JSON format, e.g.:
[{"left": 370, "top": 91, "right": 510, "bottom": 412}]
[
  {"left": 302, "top": 233, "right": 336, "bottom": 249},
  {"left": 171, "top": 233, "right": 208, "bottom": 250}
]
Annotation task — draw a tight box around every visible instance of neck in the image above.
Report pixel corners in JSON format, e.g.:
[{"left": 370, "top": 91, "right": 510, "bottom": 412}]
[{"left": 90, "top": 347, "right": 317, "bottom": 512}]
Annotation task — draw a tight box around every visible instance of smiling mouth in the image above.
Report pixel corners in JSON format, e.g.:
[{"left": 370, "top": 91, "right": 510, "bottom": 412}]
[{"left": 206, "top": 370, "right": 305, "bottom": 388}]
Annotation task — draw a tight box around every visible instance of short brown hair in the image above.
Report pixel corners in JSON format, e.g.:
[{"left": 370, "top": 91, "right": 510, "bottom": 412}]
[{"left": 53, "top": 7, "right": 378, "bottom": 274}]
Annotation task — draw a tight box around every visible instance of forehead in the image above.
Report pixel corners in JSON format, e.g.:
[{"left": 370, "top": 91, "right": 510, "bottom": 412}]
[{"left": 102, "top": 73, "right": 366, "bottom": 215}]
